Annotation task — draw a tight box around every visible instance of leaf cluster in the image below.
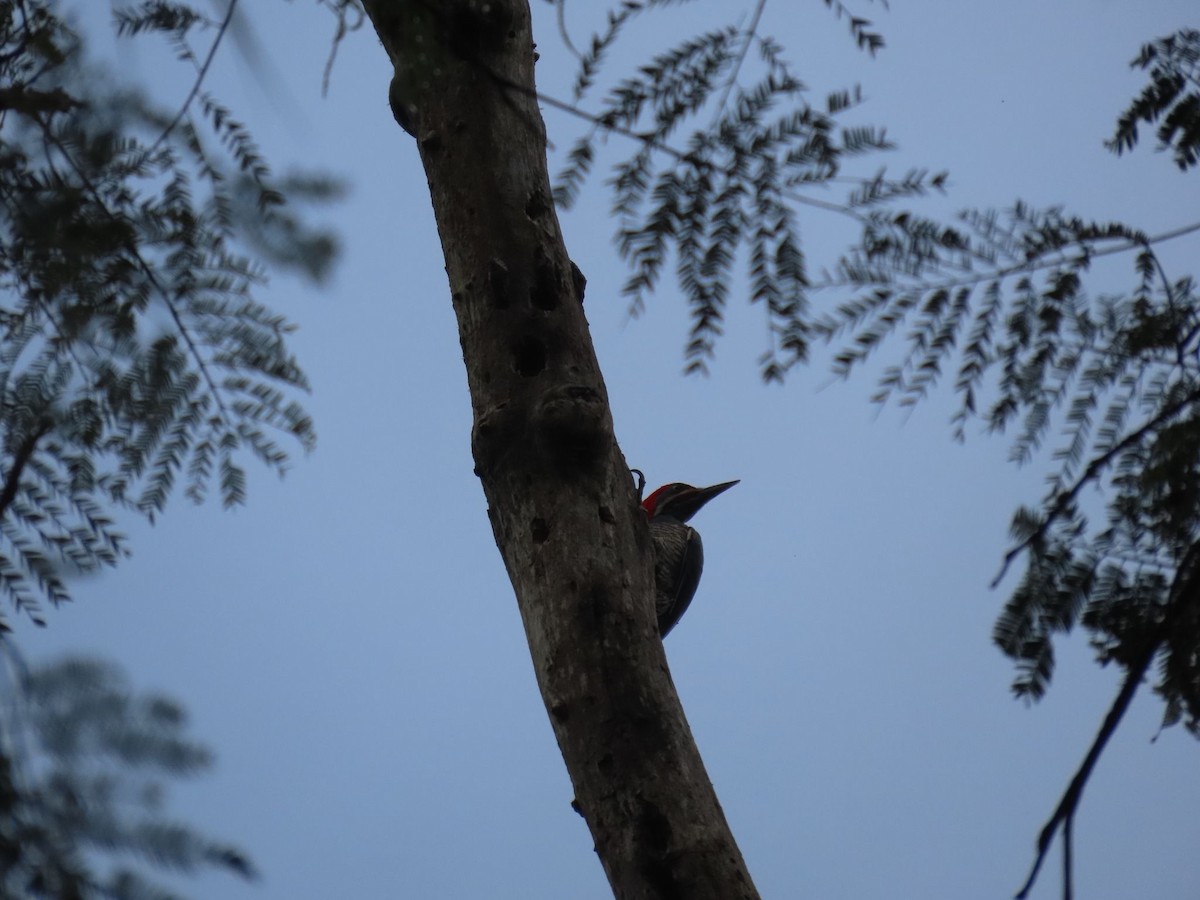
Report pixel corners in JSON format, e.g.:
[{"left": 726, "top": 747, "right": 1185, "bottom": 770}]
[
  {"left": 551, "top": 14, "right": 1200, "bottom": 893},
  {"left": 0, "top": 1, "right": 341, "bottom": 626},
  {"left": 818, "top": 198, "right": 1200, "bottom": 734},
  {"left": 556, "top": 7, "right": 1200, "bottom": 736},
  {"left": 1108, "top": 28, "right": 1200, "bottom": 171},
  {"left": 552, "top": 1, "right": 922, "bottom": 380},
  {"left": 0, "top": 652, "right": 255, "bottom": 898}
]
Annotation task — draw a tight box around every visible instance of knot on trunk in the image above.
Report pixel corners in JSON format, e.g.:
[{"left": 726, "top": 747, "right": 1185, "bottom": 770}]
[{"left": 534, "top": 383, "right": 609, "bottom": 466}]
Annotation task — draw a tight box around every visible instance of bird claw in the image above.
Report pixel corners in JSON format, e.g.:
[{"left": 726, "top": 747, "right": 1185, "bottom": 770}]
[{"left": 630, "top": 468, "right": 646, "bottom": 500}]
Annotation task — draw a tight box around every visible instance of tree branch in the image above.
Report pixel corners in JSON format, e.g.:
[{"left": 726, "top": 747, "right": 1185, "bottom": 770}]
[
  {"left": 991, "top": 385, "right": 1200, "bottom": 588},
  {"left": 0, "top": 85, "right": 80, "bottom": 115},
  {"left": 1062, "top": 811, "right": 1074, "bottom": 900},
  {"left": 1014, "top": 634, "right": 1155, "bottom": 898},
  {"left": 40, "top": 129, "right": 231, "bottom": 424},
  {"left": 0, "top": 420, "right": 50, "bottom": 522},
  {"left": 1014, "top": 541, "right": 1200, "bottom": 898},
  {"left": 710, "top": 0, "right": 767, "bottom": 125},
  {"left": 147, "top": 0, "right": 239, "bottom": 156},
  {"left": 810, "top": 219, "right": 1200, "bottom": 295},
  {"left": 360, "top": 3, "right": 760, "bottom": 896}
]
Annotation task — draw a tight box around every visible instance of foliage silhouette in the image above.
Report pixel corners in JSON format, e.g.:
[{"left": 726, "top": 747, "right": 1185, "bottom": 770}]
[
  {"left": 0, "top": 649, "right": 255, "bottom": 898},
  {"left": 1108, "top": 28, "right": 1200, "bottom": 172},
  {"left": 0, "top": 0, "right": 342, "bottom": 627},
  {"left": 546, "top": 8, "right": 1200, "bottom": 896}
]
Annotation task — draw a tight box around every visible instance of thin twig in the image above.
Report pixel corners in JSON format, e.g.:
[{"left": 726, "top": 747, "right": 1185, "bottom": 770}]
[
  {"left": 711, "top": 0, "right": 768, "bottom": 126},
  {"left": 530, "top": 88, "right": 863, "bottom": 219},
  {"left": 1062, "top": 812, "right": 1073, "bottom": 900},
  {"left": 554, "top": 0, "right": 582, "bottom": 61},
  {"left": 809, "top": 220, "right": 1200, "bottom": 295},
  {"left": 1014, "top": 638, "right": 1155, "bottom": 898},
  {"left": 147, "top": 0, "right": 239, "bottom": 157},
  {"left": 321, "top": 0, "right": 363, "bottom": 96},
  {"left": 41, "top": 130, "right": 231, "bottom": 423},
  {"left": 1141, "top": 237, "right": 1198, "bottom": 370},
  {"left": 990, "top": 385, "right": 1200, "bottom": 588}
]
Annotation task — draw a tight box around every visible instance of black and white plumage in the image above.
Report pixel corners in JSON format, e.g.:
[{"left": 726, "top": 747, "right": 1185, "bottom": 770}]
[{"left": 640, "top": 480, "right": 738, "bottom": 637}]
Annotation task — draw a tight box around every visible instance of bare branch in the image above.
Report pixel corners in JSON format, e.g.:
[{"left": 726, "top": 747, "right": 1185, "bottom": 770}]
[
  {"left": 147, "top": 0, "right": 239, "bottom": 156},
  {"left": 1015, "top": 542, "right": 1200, "bottom": 898}
]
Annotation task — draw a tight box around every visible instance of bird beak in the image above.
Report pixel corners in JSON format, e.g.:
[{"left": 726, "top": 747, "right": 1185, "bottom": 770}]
[
  {"left": 697, "top": 480, "right": 739, "bottom": 502},
  {"left": 676, "top": 480, "right": 738, "bottom": 520}
]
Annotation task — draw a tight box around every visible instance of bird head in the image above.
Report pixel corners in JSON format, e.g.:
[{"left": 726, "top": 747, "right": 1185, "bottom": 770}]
[{"left": 642, "top": 480, "right": 739, "bottom": 523}]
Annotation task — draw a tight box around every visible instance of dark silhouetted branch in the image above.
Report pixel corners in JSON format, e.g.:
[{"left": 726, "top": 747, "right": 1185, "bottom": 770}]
[
  {"left": 1016, "top": 542, "right": 1200, "bottom": 898},
  {"left": 0, "top": 421, "right": 50, "bottom": 521}
]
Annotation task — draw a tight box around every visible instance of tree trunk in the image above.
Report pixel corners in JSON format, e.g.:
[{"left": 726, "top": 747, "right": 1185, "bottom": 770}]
[{"left": 360, "top": 3, "right": 760, "bottom": 897}]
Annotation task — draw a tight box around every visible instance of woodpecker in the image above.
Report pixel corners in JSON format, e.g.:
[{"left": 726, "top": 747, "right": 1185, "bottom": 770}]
[{"left": 640, "top": 479, "right": 738, "bottom": 638}]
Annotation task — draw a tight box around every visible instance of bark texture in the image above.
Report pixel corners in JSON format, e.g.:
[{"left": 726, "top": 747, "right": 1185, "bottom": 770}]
[{"left": 361, "top": 3, "right": 760, "bottom": 897}]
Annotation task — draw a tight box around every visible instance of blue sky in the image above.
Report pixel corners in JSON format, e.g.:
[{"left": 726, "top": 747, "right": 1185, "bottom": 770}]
[{"left": 14, "top": 1, "right": 1200, "bottom": 897}]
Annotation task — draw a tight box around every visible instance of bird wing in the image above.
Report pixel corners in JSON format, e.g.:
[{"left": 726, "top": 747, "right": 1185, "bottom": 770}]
[{"left": 657, "top": 525, "right": 704, "bottom": 638}]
